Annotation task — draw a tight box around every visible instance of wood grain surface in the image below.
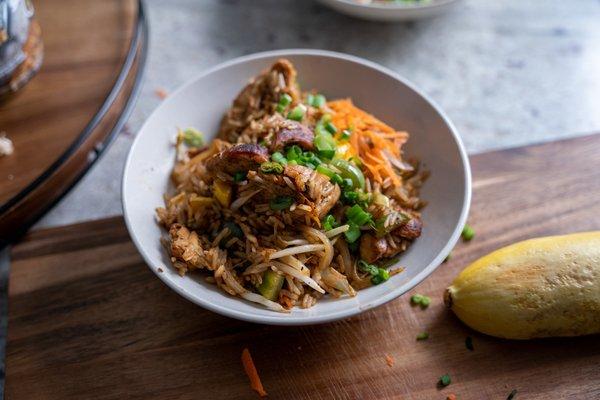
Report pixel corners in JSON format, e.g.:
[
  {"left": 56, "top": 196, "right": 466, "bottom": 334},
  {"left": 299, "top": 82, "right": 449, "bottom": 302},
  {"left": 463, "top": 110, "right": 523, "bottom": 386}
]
[
  {"left": 6, "top": 134, "right": 600, "bottom": 399},
  {"left": 0, "top": 0, "right": 142, "bottom": 242}
]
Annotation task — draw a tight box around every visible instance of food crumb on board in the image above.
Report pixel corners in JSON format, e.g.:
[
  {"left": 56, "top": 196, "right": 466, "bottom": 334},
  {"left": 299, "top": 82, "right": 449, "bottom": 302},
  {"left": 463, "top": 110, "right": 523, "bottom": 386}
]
[
  {"left": 157, "top": 267, "right": 163, "bottom": 273},
  {"left": 241, "top": 348, "right": 268, "bottom": 397},
  {"left": 446, "top": 394, "right": 457, "bottom": 400},
  {"left": 0, "top": 132, "right": 14, "bottom": 157},
  {"left": 7, "top": 174, "right": 14, "bottom": 181},
  {"left": 385, "top": 354, "right": 395, "bottom": 367},
  {"left": 465, "top": 336, "right": 474, "bottom": 351},
  {"left": 154, "top": 87, "right": 168, "bottom": 99},
  {"left": 507, "top": 389, "right": 518, "bottom": 399}
]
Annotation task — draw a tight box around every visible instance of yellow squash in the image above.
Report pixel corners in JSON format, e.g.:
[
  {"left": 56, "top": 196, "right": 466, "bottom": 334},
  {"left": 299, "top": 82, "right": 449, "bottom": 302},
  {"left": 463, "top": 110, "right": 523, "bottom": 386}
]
[{"left": 445, "top": 232, "right": 600, "bottom": 339}]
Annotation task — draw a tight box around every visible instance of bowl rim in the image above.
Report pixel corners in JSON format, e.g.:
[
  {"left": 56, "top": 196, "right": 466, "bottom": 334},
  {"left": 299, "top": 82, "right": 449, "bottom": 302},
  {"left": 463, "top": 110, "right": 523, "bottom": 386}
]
[
  {"left": 122, "top": 49, "right": 471, "bottom": 325},
  {"left": 320, "top": 0, "right": 459, "bottom": 11}
]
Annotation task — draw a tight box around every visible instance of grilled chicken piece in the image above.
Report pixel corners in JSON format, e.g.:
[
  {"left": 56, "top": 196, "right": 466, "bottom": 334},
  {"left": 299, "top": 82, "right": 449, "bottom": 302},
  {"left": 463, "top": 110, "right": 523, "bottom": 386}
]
[
  {"left": 285, "top": 164, "right": 340, "bottom": 219},
  {"left": 394, "top": 217, "right": 422, "bottom": 240},
  {"left": 359, "top": 233, "right": 389, "bottom": 264},
  {"left": 360, "top": 202, "right": 423, "bottom": 263},
  {"left": 205, "top": 143, "right": 269, "bottom": 177},
  {"left": 219, "top": 59, "right": 300, "bottom": 142},
  {"left": 270, "top": 119, "right": 314, "bottom": 151},
  {"left": 248, "top": 164, "right": 340, "bottom": 221},
  {"left": 169, "top": 223, "right": 204, "bottom": 269}
]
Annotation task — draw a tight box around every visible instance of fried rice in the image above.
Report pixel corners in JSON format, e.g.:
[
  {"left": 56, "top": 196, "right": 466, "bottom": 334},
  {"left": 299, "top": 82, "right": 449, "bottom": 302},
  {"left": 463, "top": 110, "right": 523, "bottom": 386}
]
[{"left": 156, "top": 59, "right": 427, "bottom": 312}]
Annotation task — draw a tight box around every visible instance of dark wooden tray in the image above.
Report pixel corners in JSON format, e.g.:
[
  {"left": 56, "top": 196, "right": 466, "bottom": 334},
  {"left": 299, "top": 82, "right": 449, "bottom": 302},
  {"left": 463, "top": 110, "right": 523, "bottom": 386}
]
[
  {"left": 0, "top": 0, "right": 147, "bottom": 244},
  {"left": 6, "top": 134, "right": 600, "bottom": 399}
]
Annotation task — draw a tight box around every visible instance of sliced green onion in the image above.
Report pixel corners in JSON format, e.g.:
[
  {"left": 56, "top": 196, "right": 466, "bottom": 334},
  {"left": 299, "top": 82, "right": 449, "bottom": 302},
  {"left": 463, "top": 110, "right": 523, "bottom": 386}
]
[
  {"left": 233, "top": 171, "right": 247, "bottom": 182},
  {"left": 358, "top": 260, "right": 390, "bottom": 285},
  {"left": 306, "top": 93, "right": 314, "bottom": 106},
  {"left": 439, "top": 374, "right": 451, "bottom": 387},
  {"left": 287, "top": 104, "right": 306, "bottom": 121},
  {"left": 271, "top": 152, "right": 287, "bottom": 165},
  {"left": 258, "top": 270, "right": 285, "bottom": 301},
  {"left": 410, "top": 294, "right": 424, "bottom": 305},
  {"left": 305, "top": 162, "right": 316, "bottom": 170},
  {"left": 358, "top": 260, "right": 379, "bottom": 276},
  {"left": 331, "top": 159, "right": 365, "bottom": 190},
  {"left": 324, "top": 121, "right": 337, "bottom": 134},
  {"left": 371, "top": 268, "right": 390, "bottom": 285},
  {"left": 341, "top": 129, "right": 352, "bottom": 141},
  {"left": 182, "top": 128, "right": 204, "bottom": 147},
  {"left": 311, "top": 94, "right": 326, "bottom": 108},
  {"left": 322, "top": 214, "right": 338, "bottom": 231},
  {"left": 341, "top": 191, "right": 358, "bottom": 204},
  {"left": 269, "top": 196, "right": 293, "bottom": 211},
  {"left": 279, "top": 93, "right": 292, "bottom": 106},
  {"left": 287, "top": 159, "right": 298, "bottom": 166},
  {"left": 410, "top": 293, "right": 431, "bottom": 308},
  {"left": 313, "top": 130, "right": 336, "bottom": 160},
  {"left": 286, "top": 145, "right": 302, "bottom": 161},
  {"left": 344, "top": 223, "right": 361, "bottom": 243},
  {"left": 462, "top": 224, "right": 475, "bottom": 241},
  {"left": 331, "top": 174, "right": 343, "bottom": 185},
  {"left": 416, "top": 332, "right": 429, "bottom": 341},
  {"left": 346, "top": 204, "right": 372, "bottom": 226},
  {"left": 507, "top": 389, "right": 518, "bottom": 400},
  {"left": 260, "top": 162, "right": 284, "bottom": 174},
  {"left": 316, "top": 164, "right": 335, "bottom": 178}
]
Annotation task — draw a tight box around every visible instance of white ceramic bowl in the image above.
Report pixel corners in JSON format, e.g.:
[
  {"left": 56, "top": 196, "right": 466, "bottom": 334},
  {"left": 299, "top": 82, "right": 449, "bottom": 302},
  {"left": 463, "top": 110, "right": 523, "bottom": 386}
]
[
  {"left": 316, "top": 0, "right": 460, "bottom": 22},
  {"left": 122, "top": 49, "right": 471, "bottom": 325}
]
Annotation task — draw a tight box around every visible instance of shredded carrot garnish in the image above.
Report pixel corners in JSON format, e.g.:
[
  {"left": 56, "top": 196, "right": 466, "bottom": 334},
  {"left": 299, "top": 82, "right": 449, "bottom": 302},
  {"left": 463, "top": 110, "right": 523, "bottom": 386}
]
[
  {"left": 385, "top": 354, "right": 395, "bottom": 367},
  {"left": 328, "top": 99, "right": 406, "bottom": 186},
  {"left": 446, "top": 395, "right": 457, "bottom": 400},
  {"left": 241, "top": 348, "right": 268, "bottom": 397}
]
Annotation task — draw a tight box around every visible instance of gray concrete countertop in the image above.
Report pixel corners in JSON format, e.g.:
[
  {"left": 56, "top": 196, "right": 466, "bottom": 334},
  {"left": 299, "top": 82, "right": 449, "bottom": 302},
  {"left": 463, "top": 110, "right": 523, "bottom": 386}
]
[{"left": 37, "top": 0, "right": 600, "bottom": 228}]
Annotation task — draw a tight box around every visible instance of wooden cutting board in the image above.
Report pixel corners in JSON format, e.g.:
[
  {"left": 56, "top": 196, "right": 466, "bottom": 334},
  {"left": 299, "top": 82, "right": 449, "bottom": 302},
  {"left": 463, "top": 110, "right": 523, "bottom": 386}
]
[{"left": 6, "top": 134, "right": 600, "bottom": 400}]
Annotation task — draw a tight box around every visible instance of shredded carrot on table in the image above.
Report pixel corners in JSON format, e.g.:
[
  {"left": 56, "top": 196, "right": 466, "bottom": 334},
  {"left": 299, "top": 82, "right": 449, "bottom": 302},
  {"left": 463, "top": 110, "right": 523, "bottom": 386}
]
[
  {"left": 241, "top": 348, "right": 268, "bottom": 397},
  {"left": 327, "top": 99, "right": 408, "bottom": 186},
  {"left": 385, "top": 354, "right": 395, "bottom": 367},
  {"left": 446, "top": 394, "right": 457, "bottom": 400}
]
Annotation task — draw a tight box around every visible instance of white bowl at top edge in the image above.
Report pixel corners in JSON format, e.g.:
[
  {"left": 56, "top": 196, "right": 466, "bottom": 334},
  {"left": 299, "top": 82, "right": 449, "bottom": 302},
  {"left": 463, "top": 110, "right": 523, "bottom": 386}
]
[
  {"left": 316, "top": 0, "right": 461, "bottom": 22},
  {"left": 122, "top": 49, "right": 471, "bottom": 326}
]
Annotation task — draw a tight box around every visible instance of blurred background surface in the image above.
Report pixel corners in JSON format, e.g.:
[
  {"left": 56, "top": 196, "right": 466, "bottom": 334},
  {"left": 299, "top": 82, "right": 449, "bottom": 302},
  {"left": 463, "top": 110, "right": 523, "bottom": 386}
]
[{"left": 38, "top": 0, "right": 600, "bottom": 227}]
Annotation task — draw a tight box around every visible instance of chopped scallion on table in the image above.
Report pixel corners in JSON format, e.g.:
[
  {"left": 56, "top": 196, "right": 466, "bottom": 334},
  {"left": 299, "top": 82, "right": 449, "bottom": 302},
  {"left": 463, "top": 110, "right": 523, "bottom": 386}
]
[
  {"left": 462, "top": 224, "right": 475, "bottom": 241},
  {"left": 416, "top": 332, "right": 429, "bottom": 340},
  {"left": 410, "top": 294, "right": 431, "bottom": 308},
  {"left": 439, "top": 374, "right": 451, "bottom": 387}
]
